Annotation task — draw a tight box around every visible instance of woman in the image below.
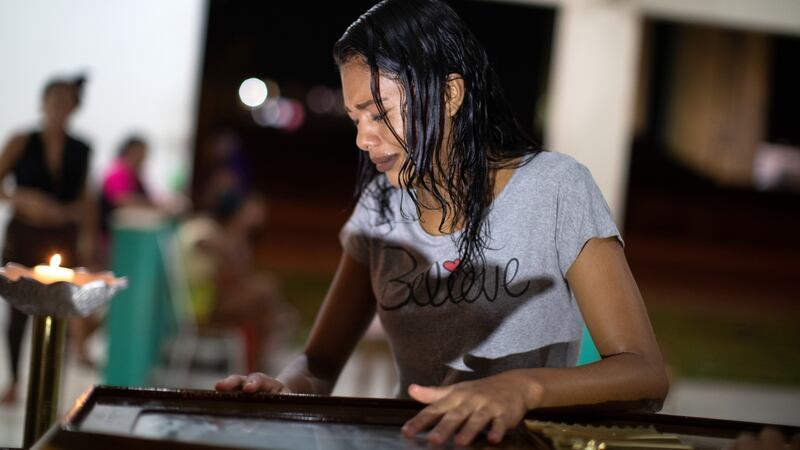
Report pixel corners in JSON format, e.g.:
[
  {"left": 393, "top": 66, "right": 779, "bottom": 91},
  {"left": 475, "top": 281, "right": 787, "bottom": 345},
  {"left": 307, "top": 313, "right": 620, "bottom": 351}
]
[
  {"left": 98, "top": 136, "right": 153, "bottom": 242},
  {"left": 0, "top": 76, "right": 95, "bottom": 403},
  {"left": 101, "top": 137, "right": 151, "bottom": 212},
  {"left": 216, "top": 0, "right": 668, "bottom": 445}
]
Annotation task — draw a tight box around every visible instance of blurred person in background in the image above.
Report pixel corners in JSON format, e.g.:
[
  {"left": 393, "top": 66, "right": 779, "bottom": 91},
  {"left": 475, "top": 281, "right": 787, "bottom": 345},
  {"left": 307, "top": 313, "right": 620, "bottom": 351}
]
[
  {"left": 99, "top": 134, "right": 191, "bottom": 237},
  {"left": 60, "top": 135, "right": 159, "bottom": 369},
  {"left": 99, "top": 135, "right": 153, "bottom": 235},
  {"left": 180, "top": 191, "right": 295, "bottom": 373},
  {"left": 97, "top": 135, "right": 157, "bottom": 262},
  {"left": 0, "top": 75, "right": 95, "bottom": 404},
  {"left": 197, "top": 128, "right": 250, "bottom": 212}
]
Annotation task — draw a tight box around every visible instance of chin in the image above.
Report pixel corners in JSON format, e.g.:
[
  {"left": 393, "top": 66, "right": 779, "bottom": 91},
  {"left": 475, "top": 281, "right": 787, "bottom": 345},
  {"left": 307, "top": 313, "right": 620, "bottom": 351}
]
[{"left": 385, "top": 171, "right": 403, "bottom": 188}]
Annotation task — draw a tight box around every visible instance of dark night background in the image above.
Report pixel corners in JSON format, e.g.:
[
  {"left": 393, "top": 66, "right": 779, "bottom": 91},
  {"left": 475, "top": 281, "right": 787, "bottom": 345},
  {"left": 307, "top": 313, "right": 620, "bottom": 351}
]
[{"left": 193, "top": 1, "right": 554, "bottom": 203}]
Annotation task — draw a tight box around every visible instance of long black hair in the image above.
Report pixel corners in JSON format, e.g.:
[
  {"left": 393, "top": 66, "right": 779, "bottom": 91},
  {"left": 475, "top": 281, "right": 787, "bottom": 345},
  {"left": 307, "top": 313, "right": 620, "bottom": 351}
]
[{"left": 334, "top": 0, "right": 541, "bottom": 272}]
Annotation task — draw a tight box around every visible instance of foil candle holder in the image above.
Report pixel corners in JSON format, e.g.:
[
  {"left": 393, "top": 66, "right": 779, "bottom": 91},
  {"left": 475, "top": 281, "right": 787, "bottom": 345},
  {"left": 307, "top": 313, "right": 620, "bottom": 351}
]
[
  {"left": 0, "top": 261, "right": 127, "bottom": 449},
  {"left": 0, "top": 262, "right": 126, "bottom": 317}
]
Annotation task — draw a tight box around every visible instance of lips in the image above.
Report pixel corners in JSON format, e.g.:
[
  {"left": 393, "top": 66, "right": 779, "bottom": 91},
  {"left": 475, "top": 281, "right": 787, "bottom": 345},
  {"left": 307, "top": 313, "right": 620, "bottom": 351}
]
[{"left": 371, "top": 154, "right": 399, "bottom": 173}]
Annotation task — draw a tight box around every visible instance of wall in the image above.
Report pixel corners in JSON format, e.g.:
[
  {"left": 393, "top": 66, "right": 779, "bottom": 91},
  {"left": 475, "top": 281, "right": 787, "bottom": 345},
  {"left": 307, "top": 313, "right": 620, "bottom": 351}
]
[{"left": 0, "top": 0, "right": 207, "bottom": 216}]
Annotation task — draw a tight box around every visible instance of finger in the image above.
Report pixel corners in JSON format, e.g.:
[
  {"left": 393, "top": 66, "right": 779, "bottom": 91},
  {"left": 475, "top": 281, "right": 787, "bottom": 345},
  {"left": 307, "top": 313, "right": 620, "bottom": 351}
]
[
  {"left": 402, "top": 406, "right": 446, "bottom": 438},
  {"left": 256, "top": 376, "right": 287, "bottom": 394},
  {"left": 759, "top": 428, "right": 787, "bottom": 450},
  {"left": 408, "top": 384, "right": 452, "bottom": 404},
  {"left": 734, "top": 433, "right": 758, "bottom": 450},
  {"left": 214, "top": 374, "right": 247, "bottom": 391},
  {"left": 487, "top": 417, "right": 508, "bottom": 445},
  {"left": 243, "top": 372, "right": 278, "bottom": 393},
  {"left": 454, "top": 410, "right": 492, "bottom": 447},
  {"left": 427, "top": 407, "right": 472, "bottom": 445}
]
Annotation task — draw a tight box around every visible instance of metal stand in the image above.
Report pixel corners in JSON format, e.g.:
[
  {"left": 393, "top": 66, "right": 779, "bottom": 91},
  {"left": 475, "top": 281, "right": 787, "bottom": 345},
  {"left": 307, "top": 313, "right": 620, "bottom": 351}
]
[
  {"left": 22, "top": 315, "right": 67, "bottom": 449},
  {"left": 0, "top": 263, "right": 125, "bottom": 449}
]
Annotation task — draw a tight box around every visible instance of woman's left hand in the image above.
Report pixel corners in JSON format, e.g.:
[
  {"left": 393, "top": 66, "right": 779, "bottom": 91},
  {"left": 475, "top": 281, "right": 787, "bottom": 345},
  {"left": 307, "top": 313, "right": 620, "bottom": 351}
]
[{"left": 402, "top": 370, "right": 539, "bottom": 446}]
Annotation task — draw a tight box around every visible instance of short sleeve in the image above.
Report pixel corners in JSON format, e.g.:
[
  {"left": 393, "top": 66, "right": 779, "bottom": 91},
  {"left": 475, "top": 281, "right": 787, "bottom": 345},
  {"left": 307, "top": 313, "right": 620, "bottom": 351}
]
[
  {"left": 555, "top": 161, "right": 623, "bottom": 276},
  {"left": 338, "top": 197, "right": 372, "bottom": 267}
]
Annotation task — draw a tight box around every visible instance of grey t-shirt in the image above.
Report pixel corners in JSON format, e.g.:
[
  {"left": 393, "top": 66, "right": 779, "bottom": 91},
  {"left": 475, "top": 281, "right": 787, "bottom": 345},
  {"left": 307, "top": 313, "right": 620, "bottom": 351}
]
[{"left": 339, "top": 151, "right": 621, "bottom": 396}]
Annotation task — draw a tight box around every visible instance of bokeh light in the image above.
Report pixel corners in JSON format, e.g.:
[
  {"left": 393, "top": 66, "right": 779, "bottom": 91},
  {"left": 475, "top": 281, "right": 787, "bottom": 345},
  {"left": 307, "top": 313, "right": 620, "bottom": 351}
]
[
  {"left": 306, "top": 85, "right": 337, "bottom": 114},
  {"left": 238, "top": 77, "right": 268, "bottom": 107},
  {"left": 252, "top": 97, "right": 306, "bottom": 132}
]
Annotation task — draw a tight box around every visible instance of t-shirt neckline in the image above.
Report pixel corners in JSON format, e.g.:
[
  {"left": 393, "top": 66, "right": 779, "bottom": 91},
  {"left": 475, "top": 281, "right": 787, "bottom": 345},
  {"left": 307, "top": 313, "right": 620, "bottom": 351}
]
[{"left": 409, "top": 162, "right": 525, "bottom": 241}]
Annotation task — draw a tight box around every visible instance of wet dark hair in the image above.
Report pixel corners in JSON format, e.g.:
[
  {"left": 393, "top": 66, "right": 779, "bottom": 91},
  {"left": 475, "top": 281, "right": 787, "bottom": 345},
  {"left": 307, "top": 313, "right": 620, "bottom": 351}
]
[
  {"left": 334, "top": 0, "right": 541, "bottom": 272},
  {"left": 118, "top": 135, "right": 147, "bottom": 158},
  {"left": 42, "top": 75, "right": 86, "bottom": 107}
]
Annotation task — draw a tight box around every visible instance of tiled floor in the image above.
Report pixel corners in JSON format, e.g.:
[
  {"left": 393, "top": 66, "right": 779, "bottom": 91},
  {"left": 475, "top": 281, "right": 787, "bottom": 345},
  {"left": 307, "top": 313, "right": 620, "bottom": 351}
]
[{"left": 2, "top": 311, "right": 799, "bottom": 448}]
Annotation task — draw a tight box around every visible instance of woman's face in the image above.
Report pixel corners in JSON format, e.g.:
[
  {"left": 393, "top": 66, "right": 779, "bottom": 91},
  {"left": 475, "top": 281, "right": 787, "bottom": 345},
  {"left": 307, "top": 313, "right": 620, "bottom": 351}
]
[
  {"left": 341, "top": 60, "right": 407, "bottom": 188},
  {"left": 127, "top": 143, "right": 147, "bottom": 172},
  {"left": 42, "top": 84, "right": 77, "bottom": 127}
]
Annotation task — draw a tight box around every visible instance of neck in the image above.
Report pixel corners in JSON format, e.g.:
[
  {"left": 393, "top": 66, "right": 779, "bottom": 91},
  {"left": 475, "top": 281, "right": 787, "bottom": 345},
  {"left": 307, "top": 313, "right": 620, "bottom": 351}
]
[
  {"left": 414, "top": 177, "right": 464, "bottom": 236},
  {"left": 42, "top": 122, "right": 65, "bottom": 137},
  {"left": 414, "top": 163, "right": 517, "bottom": 236}
]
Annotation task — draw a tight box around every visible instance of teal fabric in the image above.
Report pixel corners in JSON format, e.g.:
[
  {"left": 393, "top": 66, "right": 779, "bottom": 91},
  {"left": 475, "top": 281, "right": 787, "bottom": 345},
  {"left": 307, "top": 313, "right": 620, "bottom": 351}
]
[
  {"left": 577, "top": 326, "right": 601, "bottom": 365},
  {"left": 105, "top": 224, "right": 176, "bottom": 386}
]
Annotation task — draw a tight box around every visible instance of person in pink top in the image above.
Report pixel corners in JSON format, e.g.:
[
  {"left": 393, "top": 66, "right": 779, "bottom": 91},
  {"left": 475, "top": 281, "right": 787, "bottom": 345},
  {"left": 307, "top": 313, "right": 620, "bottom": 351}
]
[
  {"left": 70, "top": 136, "right": 154, "bottom": 366},
  {"left": 100, "top": 136, "right": 151, "bottom": 230}
]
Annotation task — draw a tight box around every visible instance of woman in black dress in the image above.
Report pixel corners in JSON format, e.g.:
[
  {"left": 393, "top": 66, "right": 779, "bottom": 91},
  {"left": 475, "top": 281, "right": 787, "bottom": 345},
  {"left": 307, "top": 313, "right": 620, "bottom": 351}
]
[{"left": 0, "top": 76, "right": 94, "bottom": 404}]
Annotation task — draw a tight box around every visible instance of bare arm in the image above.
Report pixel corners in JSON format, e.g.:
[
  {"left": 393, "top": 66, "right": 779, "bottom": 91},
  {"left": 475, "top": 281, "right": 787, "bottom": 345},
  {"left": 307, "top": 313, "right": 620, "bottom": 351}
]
[
  {"left": 527, "top": 236, "right": 669, "bottom": 409},
  {"left": 0, "top": 134, "right": 27, "bottom": 199},
  {"left": 75, "top": 181, "right": 98, "bottom": 266},
  {"left": 216, "top": 251, "right": 377, "bottom": 394},
  {"left": 404, "top": 237, "right": 668, "bottom": 445},
  {"left": 0, "top": 133, "right": 81, "bottom": 227}
]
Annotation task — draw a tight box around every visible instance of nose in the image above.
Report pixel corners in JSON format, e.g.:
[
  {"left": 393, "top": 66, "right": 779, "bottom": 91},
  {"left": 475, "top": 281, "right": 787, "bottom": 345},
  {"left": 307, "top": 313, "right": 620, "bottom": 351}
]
[{"left": 355, "top": 122, "right": 379, "bottom": 152}]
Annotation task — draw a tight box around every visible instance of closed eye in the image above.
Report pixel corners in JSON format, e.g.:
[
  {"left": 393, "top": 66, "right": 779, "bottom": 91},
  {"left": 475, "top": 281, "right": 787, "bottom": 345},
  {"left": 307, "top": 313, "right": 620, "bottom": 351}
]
[{"left": 350, "top": 110, "right": 390, "bottom": 128}]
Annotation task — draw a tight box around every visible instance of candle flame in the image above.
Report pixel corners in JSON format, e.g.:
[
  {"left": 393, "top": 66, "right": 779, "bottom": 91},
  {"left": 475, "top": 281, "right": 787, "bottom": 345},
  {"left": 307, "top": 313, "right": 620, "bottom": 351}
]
[{"left": 49, "top": 254, "right": 62, "bottom": 267}]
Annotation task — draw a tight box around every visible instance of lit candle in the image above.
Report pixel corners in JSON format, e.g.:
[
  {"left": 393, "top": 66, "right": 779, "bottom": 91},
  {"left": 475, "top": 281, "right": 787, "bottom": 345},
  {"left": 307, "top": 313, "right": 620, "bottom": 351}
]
[{"left": 33, "top": 254, "right": 75, "bottom": 284}]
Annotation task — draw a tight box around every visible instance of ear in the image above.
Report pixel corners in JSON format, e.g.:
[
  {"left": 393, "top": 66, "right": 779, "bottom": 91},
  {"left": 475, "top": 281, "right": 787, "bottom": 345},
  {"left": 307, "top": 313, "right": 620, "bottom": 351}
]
[{"left": 444, "top": 74, "right": 465, "bottom": 117}]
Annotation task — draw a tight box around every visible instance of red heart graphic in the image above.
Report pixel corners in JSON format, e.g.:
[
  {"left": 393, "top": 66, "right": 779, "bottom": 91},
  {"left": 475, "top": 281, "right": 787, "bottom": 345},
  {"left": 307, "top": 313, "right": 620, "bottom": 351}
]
[{"left": 443, "top": 258, "right": 461, "bottom": 272}]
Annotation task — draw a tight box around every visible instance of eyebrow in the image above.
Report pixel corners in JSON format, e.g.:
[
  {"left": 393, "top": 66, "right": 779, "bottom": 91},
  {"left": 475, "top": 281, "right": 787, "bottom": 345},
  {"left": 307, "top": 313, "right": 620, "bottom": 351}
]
[{"left": 345, "top": 97, "right": 388, "bottom": 113}]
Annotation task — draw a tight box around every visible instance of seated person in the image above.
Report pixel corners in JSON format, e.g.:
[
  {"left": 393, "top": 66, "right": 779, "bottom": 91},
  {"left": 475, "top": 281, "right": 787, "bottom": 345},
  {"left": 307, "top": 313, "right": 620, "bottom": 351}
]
[{"left": 179, "top": 192, "right": 296, "bottom": 372}]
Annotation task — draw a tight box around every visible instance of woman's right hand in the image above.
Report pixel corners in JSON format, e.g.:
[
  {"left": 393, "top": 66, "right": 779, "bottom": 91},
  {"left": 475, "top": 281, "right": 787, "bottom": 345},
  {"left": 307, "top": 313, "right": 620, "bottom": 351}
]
[{"left": 214, "top": 373, "right": 292, "bottom": 394}]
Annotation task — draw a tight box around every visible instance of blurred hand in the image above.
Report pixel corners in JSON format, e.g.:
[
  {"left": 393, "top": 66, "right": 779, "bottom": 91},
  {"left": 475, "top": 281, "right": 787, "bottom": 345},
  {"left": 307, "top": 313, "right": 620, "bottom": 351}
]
[
  {"left": 402, "top": 370, "right": 537, "bottom": 446},
  {"left": 13, "top": 188, "right": 72, "bottom": 226},
  {"left": 214, "top": 372, "right": 292, "bottom": 394},
  {"left": 729, "top": 428, "right": 800, "bottom": 450}
]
